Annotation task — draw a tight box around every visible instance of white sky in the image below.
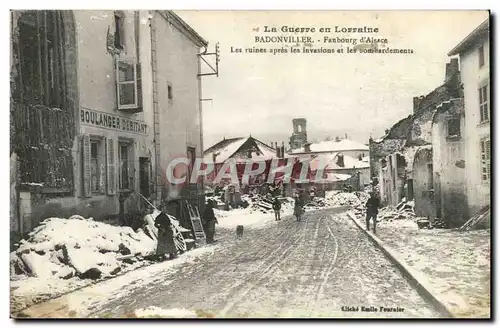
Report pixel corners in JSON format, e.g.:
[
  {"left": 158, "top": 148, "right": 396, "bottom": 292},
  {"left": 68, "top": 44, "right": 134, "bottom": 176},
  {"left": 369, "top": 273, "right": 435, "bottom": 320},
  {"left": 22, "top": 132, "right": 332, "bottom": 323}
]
[{"left": 176, "top": 11, "right": 489, "bottom": 148}]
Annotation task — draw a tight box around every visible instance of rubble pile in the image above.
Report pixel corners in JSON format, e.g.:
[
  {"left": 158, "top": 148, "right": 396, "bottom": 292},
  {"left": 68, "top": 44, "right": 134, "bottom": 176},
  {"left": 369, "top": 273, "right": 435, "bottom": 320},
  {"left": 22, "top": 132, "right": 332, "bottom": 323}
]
[
  {"left": 9, "top": 214, "right": 179, "bottom": 282},
  {"left": 353, "top": 198, "right": 416, "bottom": 222},
  {"left": 325, "top": 191, "right": 368, "bottom": 207}
]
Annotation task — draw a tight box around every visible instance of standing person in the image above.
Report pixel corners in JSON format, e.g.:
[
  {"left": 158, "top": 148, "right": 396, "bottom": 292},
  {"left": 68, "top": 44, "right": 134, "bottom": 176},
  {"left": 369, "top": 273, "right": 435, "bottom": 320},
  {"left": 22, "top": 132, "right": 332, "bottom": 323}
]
[
  {"left": 294, "top": 195, "right": 304, "bottom": 222},
  {"left": 272, "top": 197, "right": 282, "bottom": 221},
  {"left": 154, "top": 210, "right": 178, "bottom": 261},
  {"left": 203, "top": 200, "right": 218, "bottom": 243},
  {"left": 366, "top": 192, "right": 381, "bottom": 233}
]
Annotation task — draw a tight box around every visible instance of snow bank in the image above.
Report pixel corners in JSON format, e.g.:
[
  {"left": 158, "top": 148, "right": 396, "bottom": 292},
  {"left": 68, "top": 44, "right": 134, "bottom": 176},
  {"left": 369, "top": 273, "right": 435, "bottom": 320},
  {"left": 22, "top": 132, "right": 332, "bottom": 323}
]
[
  {"left": 134, "top": 307, "right": 198, "bottom": 318},
  {"left": 216, "top": 208, "right": 285, "bottom": 229},
  {"left": 10, "top": 214, "right": 166, "bottom": 294}
]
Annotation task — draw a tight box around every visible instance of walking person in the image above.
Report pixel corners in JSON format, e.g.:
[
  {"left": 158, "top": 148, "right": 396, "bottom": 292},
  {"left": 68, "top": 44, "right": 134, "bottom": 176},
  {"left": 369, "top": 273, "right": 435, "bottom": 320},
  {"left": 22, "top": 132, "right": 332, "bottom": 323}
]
[
  {"left": 365, "top": 192, "right": 380, "bottom": 233},
  {"left": 294, "top": 195, "right": 304, "bottom": 222},
  {"left": 203, "top": 200, "right": 218, "bottom": 244},
  {"left": 272, "top": 197, "right": 282, "bottom": 221},
  {"left": 154, "top": 210, "right": 178, "bottom": 261}
]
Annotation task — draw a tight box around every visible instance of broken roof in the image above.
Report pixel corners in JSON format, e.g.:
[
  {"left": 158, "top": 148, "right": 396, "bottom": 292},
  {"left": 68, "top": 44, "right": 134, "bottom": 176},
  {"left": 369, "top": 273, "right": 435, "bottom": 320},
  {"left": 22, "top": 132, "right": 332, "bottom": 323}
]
[{"left": 203, "top": 136, "right": 276, "bottom": 163}]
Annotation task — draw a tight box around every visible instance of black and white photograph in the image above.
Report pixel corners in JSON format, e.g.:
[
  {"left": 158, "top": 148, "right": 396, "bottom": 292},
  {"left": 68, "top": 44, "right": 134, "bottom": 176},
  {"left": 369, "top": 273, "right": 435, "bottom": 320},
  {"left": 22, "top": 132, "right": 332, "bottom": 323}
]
[{"left": 9, "top": 9, "right": 491, "bottom": 319}]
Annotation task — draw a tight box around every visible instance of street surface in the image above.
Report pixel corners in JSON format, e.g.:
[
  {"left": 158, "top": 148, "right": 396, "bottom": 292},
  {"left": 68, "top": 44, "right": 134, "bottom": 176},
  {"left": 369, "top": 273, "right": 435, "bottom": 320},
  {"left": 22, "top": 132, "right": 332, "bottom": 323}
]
[{"left": 89, "top": 208, "right": 441, "bottom": 318}]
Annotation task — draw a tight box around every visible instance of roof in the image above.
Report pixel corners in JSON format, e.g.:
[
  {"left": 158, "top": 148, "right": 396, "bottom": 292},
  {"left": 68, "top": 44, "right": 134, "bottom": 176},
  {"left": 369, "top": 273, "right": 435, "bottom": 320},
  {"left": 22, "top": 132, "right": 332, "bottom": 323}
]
[
  {"left": 314, "top": 173, "right": 352, "bottom": 184},
  {"left": 160, "top": 11, "right": 208, "bottom": 47},
  {"left": 203, "top": 136, "right": 276, "bottom": 163},
  {"left": 308, "top": 153, "right": 370, "bottom": 171},
  {"left": 448, "top": 19, "right": 489, "bottom": 56},
  {"left": 290, "top": 138, "right": 369, "bottom": 154}
]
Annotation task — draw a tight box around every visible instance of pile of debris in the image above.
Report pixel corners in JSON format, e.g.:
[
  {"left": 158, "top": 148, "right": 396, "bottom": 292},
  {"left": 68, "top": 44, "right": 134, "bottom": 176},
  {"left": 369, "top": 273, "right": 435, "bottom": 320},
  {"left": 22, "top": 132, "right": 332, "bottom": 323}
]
[
  {"left": 353, "top": 198, "right": 416, "bottom": 222},
  {"left": 249, "top": 195, "right": 294, "bottom": 214},
  {"left": 10, "top": 213, "right": 186, "bottom": 282},
  {"left": 325, "top": 191, "right": 368, "bottom": 207}
]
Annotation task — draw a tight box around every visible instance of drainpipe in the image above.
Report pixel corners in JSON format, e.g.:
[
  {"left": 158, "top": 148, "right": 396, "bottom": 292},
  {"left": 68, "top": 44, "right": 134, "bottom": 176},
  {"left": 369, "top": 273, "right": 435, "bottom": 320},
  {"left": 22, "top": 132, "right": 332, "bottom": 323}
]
[{"left": 198, "top": 48, "right": 204, "bottom": 209}]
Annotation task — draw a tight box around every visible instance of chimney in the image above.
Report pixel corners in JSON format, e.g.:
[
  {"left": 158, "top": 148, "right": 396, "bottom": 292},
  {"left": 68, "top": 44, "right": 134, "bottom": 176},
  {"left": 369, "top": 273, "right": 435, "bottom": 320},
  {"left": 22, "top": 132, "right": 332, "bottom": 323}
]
[
  {"left": 345, "top": 133, "right": 348, "bottom": 139},
  {"left": 304, "top": 143, "right": 311, "bottom": 153},
  {"left": 275, "top": 143, "right": 280, "bottom": 157},
  {"left": 445, "top": 58, "right": 459, "bottom": 81},
  {"left": 413, "top": 96, "right": 425, "bottom": 113}
]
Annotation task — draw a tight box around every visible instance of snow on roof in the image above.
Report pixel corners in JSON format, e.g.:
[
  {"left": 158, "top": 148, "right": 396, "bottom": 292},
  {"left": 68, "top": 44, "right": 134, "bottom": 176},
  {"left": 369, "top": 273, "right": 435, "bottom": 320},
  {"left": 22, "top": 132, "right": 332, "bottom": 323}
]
[
  {"left": 204, "top": 137, "right": 247, "bottom": 163},
  {"left": 203, "top": 136, "right": 276, "bottom": 163},
  {"left": 290, "top": 138, "right": 369, "bottom": 154},
  {"left": 309, "top": 153, "right": 370, "bottom": 171},
  {"left": 314, "top": 172, "right": 352, "bottom": 183}
]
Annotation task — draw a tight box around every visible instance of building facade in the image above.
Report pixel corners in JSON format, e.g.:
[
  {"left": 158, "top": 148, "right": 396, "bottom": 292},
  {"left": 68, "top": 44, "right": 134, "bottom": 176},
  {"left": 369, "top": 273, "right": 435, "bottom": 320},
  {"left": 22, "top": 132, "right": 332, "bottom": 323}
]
[
  {"left": 448, "top": 19, "right": 490, "bottom": 218},
  {"left": 10, "top": 10, "right": 208, "bottom": 236},
  {"left": 431, "top": 98, "right": 467, "bottom": 225}
]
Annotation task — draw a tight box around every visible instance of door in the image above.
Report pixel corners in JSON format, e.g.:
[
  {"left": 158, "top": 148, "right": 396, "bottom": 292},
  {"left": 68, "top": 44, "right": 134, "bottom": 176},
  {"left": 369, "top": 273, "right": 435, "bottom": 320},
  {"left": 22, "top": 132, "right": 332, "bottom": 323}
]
[{"left": 139, "top": 157, "right": 150, "bottom": 198}]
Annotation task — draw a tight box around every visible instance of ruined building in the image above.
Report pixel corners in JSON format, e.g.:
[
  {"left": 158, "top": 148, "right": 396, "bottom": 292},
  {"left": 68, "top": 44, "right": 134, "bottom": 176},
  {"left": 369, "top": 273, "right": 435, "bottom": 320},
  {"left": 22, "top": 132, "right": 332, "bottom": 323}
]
[
  {"left": 289, "top": 118, "right": 307, "bottom": 151},
  {"left": 369, "top": 57, "right": 465, "bottom": 226}
]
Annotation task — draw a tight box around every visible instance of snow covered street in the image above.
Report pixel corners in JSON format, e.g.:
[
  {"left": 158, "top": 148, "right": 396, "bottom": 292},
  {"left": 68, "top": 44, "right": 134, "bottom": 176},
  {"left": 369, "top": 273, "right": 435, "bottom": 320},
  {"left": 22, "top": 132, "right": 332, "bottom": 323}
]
[{"left": 16, "top": 207, "right": 442, "bottom": 318}]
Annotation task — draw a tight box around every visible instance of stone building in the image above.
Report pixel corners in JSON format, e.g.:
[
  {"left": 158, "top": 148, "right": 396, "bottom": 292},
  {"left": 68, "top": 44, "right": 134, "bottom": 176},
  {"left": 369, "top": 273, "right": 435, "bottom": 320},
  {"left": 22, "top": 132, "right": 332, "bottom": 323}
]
[
  {"left": 431, "top": 98, "right": 467, "bottom": 226},
  {"left": 370, "top": 58, "right": 463, "bottom": 221},
  {"left": 10, "top": 10, "right": 209, "bottom": 236},
  {"left": 448, "top": 19, "right": 490, "bottom": 219}
]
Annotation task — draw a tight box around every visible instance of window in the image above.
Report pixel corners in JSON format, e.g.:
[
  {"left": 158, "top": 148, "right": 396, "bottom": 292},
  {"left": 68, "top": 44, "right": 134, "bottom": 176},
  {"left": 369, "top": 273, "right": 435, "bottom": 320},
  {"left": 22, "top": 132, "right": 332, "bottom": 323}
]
[
  {"left": 82, "top": 136, "right": 105, "bottom": 196},
  {"left": 116, "top": 59, "right": 138, "bottom": 109},
  {"left": 90, "top": 141, "right": 102, "bottom": 193},
  {"left": 480, "top": 138, "right": 490, "bottom": 182},
  {"left": 447, "top": 118, "right": 461, "bottom": 138},
  {"left": 119, "top": 142, "right": 132, "bottom": 190},
  {"left": 114, "top": 11, "right": 124, "bottom": 50},
  {"left": 168, "top": 83, "right": 173, "bottom": 101},
  {"left": 478, "top": 45, "right": 485, "bottom": 68},
  {"left": 336, "top": 154, "right": 345, "bottom": 167},
  {"left": 479, "top": 85, "right": 489, "bottom": 123}
]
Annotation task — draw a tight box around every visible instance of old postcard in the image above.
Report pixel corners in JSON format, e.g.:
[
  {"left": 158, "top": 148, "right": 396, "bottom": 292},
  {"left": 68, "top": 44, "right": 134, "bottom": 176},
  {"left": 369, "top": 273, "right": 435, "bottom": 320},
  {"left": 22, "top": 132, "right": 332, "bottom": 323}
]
[{"left": 10, "top": 10, "right": 490, "bottom": 319}]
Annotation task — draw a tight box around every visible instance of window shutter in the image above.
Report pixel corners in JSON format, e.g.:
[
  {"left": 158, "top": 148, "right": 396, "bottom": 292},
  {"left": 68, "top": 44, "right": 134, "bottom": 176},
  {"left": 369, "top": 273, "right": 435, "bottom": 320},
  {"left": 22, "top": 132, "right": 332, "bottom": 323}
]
[
  {"left": 137, "top": 63, "right": 142, "bottom": 108},
  {"left": 82, "top": 135, "right": 91, "bottom": 197},
  {"left": 107, "top": 138, "right": 117, "bottom": 195}
]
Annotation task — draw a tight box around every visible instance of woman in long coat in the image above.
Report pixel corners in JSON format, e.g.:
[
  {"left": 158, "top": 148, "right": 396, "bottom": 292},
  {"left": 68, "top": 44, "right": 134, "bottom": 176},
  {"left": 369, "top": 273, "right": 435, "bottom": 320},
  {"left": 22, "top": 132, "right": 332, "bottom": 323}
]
[
  {"left": 203, "top": 200, "right": 218, "bottom": 243},
  {"left": 294, "top": 196, "right": 304, "bottom": 222},
  {"left": 154, "top": 211, "right": 178, "bottom": 261}
]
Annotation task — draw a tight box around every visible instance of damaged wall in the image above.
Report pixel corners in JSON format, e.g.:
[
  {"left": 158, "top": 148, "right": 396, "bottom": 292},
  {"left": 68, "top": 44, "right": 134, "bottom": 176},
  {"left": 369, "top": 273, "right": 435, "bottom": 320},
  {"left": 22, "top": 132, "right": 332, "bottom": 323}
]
[
  {"left": 371, "top": 59, "right": 463, "bottom": 217},
  {"left": 431, "top": 99, "right": 467, "bottom": 226}
]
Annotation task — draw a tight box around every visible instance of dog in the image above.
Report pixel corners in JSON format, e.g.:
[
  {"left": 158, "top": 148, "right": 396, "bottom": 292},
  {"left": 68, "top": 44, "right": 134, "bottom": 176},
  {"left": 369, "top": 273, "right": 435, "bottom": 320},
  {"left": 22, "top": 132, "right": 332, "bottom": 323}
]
[{"left": 236, "top": 225, "right": 244, "bottom": 239}]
